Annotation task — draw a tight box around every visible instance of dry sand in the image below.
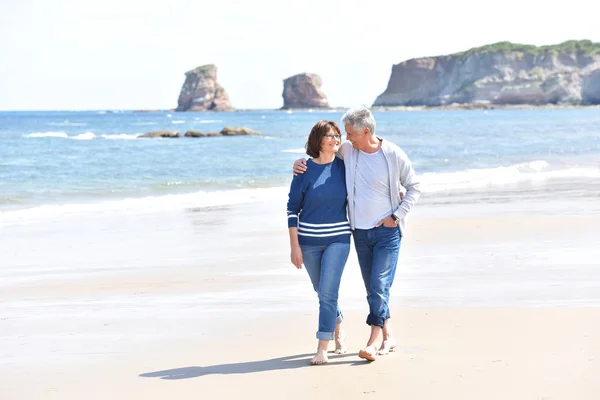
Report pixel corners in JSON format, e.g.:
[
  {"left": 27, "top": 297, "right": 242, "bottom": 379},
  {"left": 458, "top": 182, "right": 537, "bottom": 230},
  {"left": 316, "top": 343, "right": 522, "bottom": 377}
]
[{"left": 3, "top": 309, "right": 599, "bottom": 400}]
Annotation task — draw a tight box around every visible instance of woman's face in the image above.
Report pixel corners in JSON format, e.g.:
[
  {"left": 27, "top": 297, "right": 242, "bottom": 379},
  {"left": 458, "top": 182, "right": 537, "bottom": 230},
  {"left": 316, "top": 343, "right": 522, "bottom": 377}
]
[{"left": 320, "top": 129, "right": 341, "bottom": 154}]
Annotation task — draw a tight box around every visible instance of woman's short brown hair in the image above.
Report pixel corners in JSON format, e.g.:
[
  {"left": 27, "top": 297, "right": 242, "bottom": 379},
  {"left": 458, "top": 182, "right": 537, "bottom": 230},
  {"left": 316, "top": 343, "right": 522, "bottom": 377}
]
[{"left": 305, "top": 120, "right": 341, "bottom": 158}]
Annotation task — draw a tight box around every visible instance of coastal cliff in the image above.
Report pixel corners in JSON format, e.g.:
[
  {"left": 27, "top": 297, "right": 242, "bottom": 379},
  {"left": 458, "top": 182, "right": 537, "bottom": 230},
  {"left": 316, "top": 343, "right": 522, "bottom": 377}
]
[
  {"left": 176, "top": 65, "right": 233, "bottom": 112},
  {"left": 281, "top": 73, "right": 329, "bottom": 109},
  {"left": 373, "top": 40, "right": 600, "bottom": 107}
]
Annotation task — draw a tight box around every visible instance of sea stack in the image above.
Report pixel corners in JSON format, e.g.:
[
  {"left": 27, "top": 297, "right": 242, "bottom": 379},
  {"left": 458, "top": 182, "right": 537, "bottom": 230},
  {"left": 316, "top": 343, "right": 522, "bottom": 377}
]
[
  {"left": 281, "top": 73, "right": 330, "bottom": 109},
  {"left": 176, "top": 65, "right": 233, "bottom": 111}
]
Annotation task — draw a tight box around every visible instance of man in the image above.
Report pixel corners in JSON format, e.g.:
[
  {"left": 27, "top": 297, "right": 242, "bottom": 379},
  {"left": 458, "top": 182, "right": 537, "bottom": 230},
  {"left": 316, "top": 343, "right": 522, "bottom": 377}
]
[{"left": 293, "top": 106, "right": 421, "bottom": 361}]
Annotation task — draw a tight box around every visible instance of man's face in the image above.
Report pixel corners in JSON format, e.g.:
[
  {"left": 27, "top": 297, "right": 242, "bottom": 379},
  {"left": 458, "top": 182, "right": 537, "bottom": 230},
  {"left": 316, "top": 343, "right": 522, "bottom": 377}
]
[{"left": 344, "top": 124, "right": 368, "bottom": 149}]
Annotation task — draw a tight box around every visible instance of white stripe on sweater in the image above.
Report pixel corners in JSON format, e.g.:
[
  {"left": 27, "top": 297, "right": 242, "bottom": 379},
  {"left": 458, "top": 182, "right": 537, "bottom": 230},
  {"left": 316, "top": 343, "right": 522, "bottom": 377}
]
[
  {"left": 298, "top": 226, "right": 350, "bottom": 233},
  {"left": 298, "top": 230, "right": 352, "bottom": 238},
  {"left": 298, "top": 221, "right": 349, "bottom": 228}
]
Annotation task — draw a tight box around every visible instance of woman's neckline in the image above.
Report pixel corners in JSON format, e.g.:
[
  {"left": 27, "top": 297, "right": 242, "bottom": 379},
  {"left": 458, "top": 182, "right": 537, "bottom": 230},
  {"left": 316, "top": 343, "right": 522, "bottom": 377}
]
[{"left": 309, "top": 157, "right": 335, "bottom": 165}]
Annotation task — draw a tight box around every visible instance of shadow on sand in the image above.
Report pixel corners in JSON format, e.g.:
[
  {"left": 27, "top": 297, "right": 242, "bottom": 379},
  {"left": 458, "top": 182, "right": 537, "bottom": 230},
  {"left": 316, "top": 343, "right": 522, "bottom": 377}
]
[{"left": 140, "top": 352, "right": 361, "bottom": 380}]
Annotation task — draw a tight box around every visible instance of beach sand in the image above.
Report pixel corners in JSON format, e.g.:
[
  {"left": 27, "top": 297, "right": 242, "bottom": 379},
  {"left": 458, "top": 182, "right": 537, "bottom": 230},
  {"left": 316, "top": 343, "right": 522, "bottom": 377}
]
[{"left": 1, "top": 193, "right": 600, "bottom": 399}]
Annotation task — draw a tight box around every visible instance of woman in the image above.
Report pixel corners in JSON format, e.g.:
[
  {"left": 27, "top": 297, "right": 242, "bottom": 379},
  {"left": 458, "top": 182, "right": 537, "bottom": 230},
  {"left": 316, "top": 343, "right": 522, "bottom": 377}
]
[{"left": 287, "top": 120, "right": 351, "bottom": 365}]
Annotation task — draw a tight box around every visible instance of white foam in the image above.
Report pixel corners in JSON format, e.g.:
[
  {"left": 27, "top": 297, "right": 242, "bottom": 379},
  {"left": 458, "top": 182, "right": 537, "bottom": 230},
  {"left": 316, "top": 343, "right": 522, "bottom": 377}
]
[
  {"left": 48, "top": 121, "right": 88, "bottom": 127},
  {"left": 421, "top": 160, "right": 600, "bottom": 193},
  {"left": 24, "top": 132, "right": 69, "bottom": 138},
  {"left": 281, "top": 148, "right": 306, "bottom": 153},
  {"left": 100, "top": 133, "right": 140, "bottom": 140},
  {"left": 24, "top": 132, "right": 141, "bottom": 140},
  {"left": 525, "top": 160, "right": 550, "bottom": 172},
  {"left": 0, "top": 187, "right": 288, "bottom": 225},
  {"left": 71, "top": 132, "right": 96, "bottom": 140},
  {"left": 171, "top": 120, "right": 185, "bottom": 124}
]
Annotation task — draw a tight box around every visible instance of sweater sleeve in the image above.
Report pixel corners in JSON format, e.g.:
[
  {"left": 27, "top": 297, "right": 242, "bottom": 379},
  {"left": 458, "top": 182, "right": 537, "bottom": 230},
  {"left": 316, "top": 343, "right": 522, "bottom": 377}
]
[
  {"left": 287, "top": 173, "right": 305, "bottom": 228},
  {"left": 336, "top": 141, "right": 351, "bottom": 160},
  {"left": 394, "top": 152, "right": 421, "bottom": 220}
]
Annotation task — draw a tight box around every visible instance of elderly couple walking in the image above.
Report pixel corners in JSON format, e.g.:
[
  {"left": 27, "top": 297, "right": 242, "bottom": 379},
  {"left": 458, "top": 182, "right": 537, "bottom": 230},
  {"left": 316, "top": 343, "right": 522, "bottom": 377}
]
[{"left": 287, "top": 106, "right": 421, "bottom": 365}]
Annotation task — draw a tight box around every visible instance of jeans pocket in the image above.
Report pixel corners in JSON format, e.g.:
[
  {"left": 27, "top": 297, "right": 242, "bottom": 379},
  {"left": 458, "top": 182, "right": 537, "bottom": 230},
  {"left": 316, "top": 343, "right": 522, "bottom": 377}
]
[{"left": 379, "top": 224, "right": 397, "bottom": 230}]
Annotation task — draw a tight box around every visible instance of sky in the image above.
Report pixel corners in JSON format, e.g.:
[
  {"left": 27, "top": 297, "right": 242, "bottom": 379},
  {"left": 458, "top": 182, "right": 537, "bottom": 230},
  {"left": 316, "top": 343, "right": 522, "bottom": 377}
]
[{"left": 1, "top": 0, "right": 599, "bottom": 111}]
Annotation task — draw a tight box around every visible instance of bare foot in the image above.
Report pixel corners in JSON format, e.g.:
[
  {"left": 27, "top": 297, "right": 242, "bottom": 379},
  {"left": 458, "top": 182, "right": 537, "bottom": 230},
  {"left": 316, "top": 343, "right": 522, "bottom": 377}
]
[
  {"left": 310, "top": 350, "right": 329, "bottom": 365},
  {"left": 358, "top": 345, "right": 377, "bottom": 361},
  {"left": 334, "top": 330, "right": 347, "bottom": 354},
  {"left": 377, "top": 338, "right": 397, "bottom": 355}
]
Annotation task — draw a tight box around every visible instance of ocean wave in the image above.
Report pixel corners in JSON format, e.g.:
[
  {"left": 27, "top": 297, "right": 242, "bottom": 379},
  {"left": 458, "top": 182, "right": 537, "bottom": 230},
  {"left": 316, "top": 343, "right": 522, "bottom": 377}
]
[
  {"left": 24, "top": 131, "right": 69, "bottom": 138},
  {"left": 421, "top": 160, "right": 600, "bottom": 193},
  {"left": 130, "top": 122, "right": 158, "bottom": 126},
  {"left": 0, "top": 158, "right": 35, "bottom": 166},
  {"left": 101, "top": 133, "right": 140, "bottom": 140},
  {"left": 24, "top": 131, "right": 140, "bottom": 140},
  {"left": 281, "top": 148, "right": 306, "bottom": 153},
  {"left": 48, "top": 121, "right": 88, "bottom": 127},
  {"left": 0, "top": 187, "right": 288, "bottom": 225},
  {"left": 72, "top": 132, "right": 96, "bottom": 140},
  {"left": 193, "top": 119, "right": 223, "bottom": 123},
  {"left": 171, "top": 120, "right": 186, "bottom": 124}
]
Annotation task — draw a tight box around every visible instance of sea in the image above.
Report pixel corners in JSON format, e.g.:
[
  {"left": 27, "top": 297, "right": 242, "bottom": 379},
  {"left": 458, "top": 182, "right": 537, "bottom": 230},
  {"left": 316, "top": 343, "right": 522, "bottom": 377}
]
[{"left": 1, "top": 108, "right": 599, "bottom": 223}]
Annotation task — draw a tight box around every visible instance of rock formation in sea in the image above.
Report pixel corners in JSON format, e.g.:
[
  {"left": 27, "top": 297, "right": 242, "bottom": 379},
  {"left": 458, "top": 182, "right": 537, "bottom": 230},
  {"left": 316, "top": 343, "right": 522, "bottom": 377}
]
[
  {"left": 184, "top": 127, "right": 262, "bottom": 137},
  {"left": 282, "top": 73, "right": 330, "bottom": 109},
  {"left": 138, "top": 131, "right": 179, "bottom": 138},
  {"left": 373, "top": 40, "right": 600, "bottom": 107},
  {"left": 138, "top": 127, "right": 262, "bottom": 138},
  {"left": 176, "top": 65, "right": 233, "bottom": 112}
]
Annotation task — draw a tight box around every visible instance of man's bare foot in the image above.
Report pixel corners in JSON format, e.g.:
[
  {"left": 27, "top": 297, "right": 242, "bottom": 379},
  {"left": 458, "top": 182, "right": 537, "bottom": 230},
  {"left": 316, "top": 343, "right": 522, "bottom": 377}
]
[
  {"left": 334, "top": 330, "right": 347, "bottom": 354},
  {"left": 358, "top": 345, "right": 377, "bottom": 361},
  {"left": 377, "top": 338, "right": 397, "bottom": 355},
  {"left": 310, "top": 350, "right": 329, "bottom": 365}
]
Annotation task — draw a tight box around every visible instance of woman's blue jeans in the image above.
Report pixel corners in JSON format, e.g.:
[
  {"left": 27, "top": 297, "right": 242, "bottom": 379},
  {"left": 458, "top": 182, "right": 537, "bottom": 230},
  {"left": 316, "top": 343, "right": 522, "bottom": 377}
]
[
  {"left": 301, "top": 242, "right": 350, "bottom": 340},
  {"left": 352, "top": 226, "right": 402, "bottom": 328}
]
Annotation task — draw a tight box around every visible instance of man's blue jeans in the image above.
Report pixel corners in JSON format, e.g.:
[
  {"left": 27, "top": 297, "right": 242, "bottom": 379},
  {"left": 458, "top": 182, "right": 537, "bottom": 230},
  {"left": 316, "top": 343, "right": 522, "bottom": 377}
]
[
  {"left": 352, "top": 226, "right": 401, "bottom": 328},
  {"left": 301, "top": 242, "right": 350, "bottom": 340}
]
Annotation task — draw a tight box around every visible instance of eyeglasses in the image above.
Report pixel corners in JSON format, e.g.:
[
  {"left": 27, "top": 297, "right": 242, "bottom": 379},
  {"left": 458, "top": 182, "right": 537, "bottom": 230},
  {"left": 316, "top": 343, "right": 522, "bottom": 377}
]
[{"left": 324, "top": 134, "right": 341, "bottom": 139}]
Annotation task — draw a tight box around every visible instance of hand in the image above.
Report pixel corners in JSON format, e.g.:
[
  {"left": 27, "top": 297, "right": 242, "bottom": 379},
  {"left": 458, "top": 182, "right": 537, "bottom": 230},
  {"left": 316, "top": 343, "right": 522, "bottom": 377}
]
[
  {"left": 399, "top": 190, "right": 405, "bottom": 201},
  {"left": 293, "top": 158, "right": 307, "bottom": 176},
  {"left": 376, "top": 215, "right": 397, "bottom": 228},
  {"left": 291, "top": 246, "right": 303, "bottom": 269}
]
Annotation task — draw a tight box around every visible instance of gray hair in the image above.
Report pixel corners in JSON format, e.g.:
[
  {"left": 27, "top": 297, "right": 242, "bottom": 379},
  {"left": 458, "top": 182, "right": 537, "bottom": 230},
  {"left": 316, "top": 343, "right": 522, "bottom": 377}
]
[{"left": 340, "top": 106, "right": 376, "bottom": 136}]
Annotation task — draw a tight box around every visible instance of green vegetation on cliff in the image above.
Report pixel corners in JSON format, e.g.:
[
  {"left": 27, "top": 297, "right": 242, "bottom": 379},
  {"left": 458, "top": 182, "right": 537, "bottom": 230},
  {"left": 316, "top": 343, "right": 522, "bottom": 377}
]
[{"left": 451, "top": 40, "right": 600, "bottom": 59}]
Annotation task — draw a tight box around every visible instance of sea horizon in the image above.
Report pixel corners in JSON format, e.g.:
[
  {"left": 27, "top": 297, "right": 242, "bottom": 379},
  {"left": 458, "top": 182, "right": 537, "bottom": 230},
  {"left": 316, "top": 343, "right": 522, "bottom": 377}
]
[{"left": 2, "top": 103, "right": 600, "bottom": 113}]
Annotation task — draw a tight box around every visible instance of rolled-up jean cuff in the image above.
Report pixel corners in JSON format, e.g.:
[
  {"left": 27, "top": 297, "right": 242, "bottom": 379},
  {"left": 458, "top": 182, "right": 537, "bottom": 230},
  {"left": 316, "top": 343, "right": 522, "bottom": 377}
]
[
  {"left": 336, "top": 314, "right": 343, "bottom": 324},
  {"left": 366, "top": 314, "right": 385, "bottom": 328},
  {"left": 316, "top": 331, "right": 335, "bottom": 341}
]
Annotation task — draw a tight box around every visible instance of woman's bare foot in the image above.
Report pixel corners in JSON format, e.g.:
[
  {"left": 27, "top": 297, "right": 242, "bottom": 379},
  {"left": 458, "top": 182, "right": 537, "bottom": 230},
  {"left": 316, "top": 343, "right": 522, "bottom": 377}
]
[
  {"left": 376, "top": 337, "right": 397, "bottom": 355},
  {"left": 310, "top": 350, "right": 329, "bottom": 365},
  {"left": 358, "top": 345, "right": 377, "bottom": 361},
  {"left": 334, "top": 330, "right": 347, "bottom": 354}
]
